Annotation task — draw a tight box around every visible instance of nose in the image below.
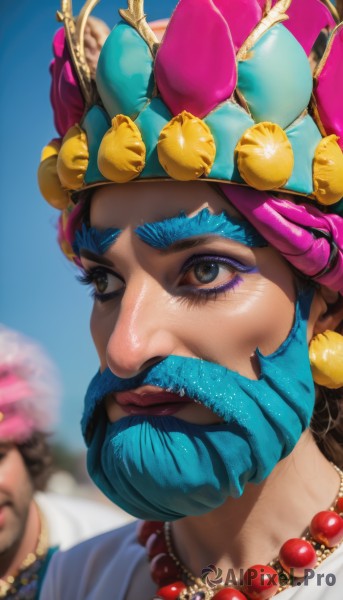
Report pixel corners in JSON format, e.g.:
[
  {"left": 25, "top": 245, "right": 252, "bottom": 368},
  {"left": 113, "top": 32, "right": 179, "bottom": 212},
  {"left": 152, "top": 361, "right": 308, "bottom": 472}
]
[{"left": 106, "top": 280, "right": 179, "bottom": 379}]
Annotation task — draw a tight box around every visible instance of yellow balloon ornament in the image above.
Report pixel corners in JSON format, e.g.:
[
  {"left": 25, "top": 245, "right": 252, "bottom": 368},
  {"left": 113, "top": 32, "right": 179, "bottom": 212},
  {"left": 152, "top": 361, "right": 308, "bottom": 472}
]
[
  {"left": 309, "top": 330, "right": 343, "bottom": 389},
  {"left": 236, "top": 122, "right": 294, "bottom": 191},
  {"left": 98, "top": 115, "right": 146, "bottom": 183},
  {"left": 313, "top": 135, "right": 343, "bottom": 205},
  {"left": 57, "top": 125, "right": 89, "bottom": 190},
  {"left": 157, "top": 111, "right": 216, "bottom": 181},
  {"left": 37, "top": 140, "right": 69, "bottom": 210}
]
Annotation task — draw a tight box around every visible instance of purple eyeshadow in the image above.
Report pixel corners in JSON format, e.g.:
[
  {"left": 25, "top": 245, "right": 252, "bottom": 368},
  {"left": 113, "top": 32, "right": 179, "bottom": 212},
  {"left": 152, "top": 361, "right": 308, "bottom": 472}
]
[
  {"left": 181, "top": 254, "right": 258, "bottom": 297},
  {"left": 181, "top": 254, "right": 258, "bottom": 275}
]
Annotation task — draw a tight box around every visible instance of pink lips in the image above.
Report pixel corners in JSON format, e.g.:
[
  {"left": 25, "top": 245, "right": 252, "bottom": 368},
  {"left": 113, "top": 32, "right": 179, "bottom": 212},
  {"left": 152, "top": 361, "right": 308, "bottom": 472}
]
[{"left": 115, "top": 387, "right": 193, "bottom": 416}]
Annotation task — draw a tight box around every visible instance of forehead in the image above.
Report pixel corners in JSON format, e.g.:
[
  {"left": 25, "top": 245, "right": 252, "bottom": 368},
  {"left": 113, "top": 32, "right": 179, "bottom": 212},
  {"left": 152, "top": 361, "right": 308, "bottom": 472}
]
[{"left": 89, "top": 181, "right": 240, "bottom": 229}]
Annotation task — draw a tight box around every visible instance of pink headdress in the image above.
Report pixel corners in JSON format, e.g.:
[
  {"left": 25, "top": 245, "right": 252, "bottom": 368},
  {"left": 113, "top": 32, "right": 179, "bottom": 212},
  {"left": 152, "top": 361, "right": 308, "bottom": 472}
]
[{"left": 0, "top": 326, "right": 60, "bottom": 444}]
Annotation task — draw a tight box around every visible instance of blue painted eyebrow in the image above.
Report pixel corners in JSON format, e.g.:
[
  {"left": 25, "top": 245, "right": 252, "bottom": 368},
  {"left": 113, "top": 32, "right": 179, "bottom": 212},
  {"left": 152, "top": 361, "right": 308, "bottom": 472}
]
[
  {"left": 73, "top": 223, "right": 122, "bottom": 257},
  {"left": 134, "top": 208, "right": 267, "bottom": 249}
]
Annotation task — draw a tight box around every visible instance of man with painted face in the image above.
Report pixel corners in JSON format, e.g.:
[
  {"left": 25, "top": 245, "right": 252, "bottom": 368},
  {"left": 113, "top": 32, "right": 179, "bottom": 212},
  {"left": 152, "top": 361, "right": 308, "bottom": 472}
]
[
  {"left": 38, "top": 1, "right": 343, "bottom": 598},
  {"left": 0, "top": 326, "right": 123, "bottom": 599}
]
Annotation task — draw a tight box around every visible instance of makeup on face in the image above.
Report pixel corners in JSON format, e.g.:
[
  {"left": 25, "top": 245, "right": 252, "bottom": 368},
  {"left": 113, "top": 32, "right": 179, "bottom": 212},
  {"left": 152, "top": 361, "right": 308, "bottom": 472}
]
[
  {"left": 85, "top": 288, "right": 315, "bottom": 520},
  {"left": 75, "top": 208, "right": 266, "bottom": 257},
  {"left": 79, "top": 247, "right": 258, "bottom": 304},
  {"left": 80, "top": 183, "right": 296, "bottom": 410},
  {"left": 134, "top": 208, "right": 267, "bottom": 249},
  {"left": 73, "top": 223, "right": 121, "bottom": 257},
  {"left": 78, "top": 208, "right": 262, "bottom": 302}
]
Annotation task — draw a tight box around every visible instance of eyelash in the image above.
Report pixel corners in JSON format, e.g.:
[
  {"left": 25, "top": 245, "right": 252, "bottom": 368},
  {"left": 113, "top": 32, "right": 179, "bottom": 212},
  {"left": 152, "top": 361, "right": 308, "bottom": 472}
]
[
  {"left": 78, "top": 255, "right": 256, "bottom": 305},
  {"left": 179, "top": 254, "right": 255, "bottom": 303},
  {"left": 77, "top": 268, "right": 124, "bottom": 304}
]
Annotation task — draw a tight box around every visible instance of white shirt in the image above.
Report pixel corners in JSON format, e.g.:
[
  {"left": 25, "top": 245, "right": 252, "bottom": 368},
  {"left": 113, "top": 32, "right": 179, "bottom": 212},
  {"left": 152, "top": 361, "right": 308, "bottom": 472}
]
[
  {"left": 40, "top": 521, "right": 343, "bottom": 600},
  {"left": 35, "top": 492, "right": 130, "bottom": 550}
]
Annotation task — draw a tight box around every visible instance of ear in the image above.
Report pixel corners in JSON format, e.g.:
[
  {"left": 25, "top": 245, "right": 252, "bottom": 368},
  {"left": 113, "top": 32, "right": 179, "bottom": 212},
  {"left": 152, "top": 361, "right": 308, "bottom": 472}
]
[{"left": 312, "top": 286, "right": 343, "bottom": 336}]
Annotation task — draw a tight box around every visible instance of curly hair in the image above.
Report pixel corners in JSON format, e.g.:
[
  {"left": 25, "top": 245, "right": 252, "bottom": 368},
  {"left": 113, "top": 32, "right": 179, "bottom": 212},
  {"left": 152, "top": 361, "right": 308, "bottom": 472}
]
[{"left": 18, "top": 432, "right": 54, "bottom": 491}]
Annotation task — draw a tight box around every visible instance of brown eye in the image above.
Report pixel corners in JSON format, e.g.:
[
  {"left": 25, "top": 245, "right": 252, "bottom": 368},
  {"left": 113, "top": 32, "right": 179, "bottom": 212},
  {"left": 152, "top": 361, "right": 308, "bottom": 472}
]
[{"left": 94, "top": 273, "right": 108, "bottom": 294}]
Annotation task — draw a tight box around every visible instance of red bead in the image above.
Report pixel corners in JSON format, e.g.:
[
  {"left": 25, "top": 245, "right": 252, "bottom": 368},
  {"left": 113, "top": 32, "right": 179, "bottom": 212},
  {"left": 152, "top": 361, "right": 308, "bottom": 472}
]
[
  {"left": 279, "top": 538, "right": 317, "bottom": 577},
  {"left": 213, "top": 589, "right": 247, "bottom": 599},
  {"left": 310, "top": 510, "right": 343, "bottom": 548},
  {"left": 137, "top": 520, "right": 164, "bottom": 546},
  {"left": 146, "top": 532, "right": 168, "bottom": 559},
  {"left": 242, "top": 565, "right": 279, "bottom": 600},
  {"left": 150, "top": 553, "right": 181, "bottom": 586},
  {"left": 335, "top": 497, "right": 343, "bottom": 515},
  {"left": 155, "top": 581, "right": 187, "bottom": 599}
]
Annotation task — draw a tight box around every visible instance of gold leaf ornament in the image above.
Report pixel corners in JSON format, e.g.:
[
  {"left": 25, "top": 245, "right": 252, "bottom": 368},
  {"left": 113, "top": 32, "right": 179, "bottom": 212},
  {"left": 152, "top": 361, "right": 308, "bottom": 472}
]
[
  {"left": 97, "top": 115, "right": 146, "bottom": 183},
  {"left": 237, "top": 0, "right": 291, "bottom": 61},
  {"left": 236, "top": 122, "right": 294, "bottom": 190},
  {"left": 119, "top": 0, "right": 158, "bottom": 53},
  {"left": 57, "top": 124, "right": 89, "bottom": 190},
  {"left": 313, "top": 135, "right": 343, "bottom": 205},
  {"left": 309, "top": 330, "right": 343, "bottom": 389},
  {"left": 157, "top": 111, "right": 216, "bottom": 181},
  {"left": 37, "top": 140, "right": 70, "bottom": 209},
  {"left": 58, "top": 0, "right": 101, "bottom": 105}
]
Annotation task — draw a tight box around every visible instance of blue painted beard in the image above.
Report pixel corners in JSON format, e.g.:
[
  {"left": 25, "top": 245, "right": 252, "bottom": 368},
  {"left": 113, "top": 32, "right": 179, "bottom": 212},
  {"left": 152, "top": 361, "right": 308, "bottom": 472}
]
[{"left": 83, "top": 287, "right": 315, "bottom": 521}]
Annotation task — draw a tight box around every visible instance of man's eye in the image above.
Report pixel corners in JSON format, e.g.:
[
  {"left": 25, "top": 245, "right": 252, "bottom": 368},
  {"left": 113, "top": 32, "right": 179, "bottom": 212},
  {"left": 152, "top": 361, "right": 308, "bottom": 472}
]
[
  {"left": 93, "top": 272, "right": 109, "bottom": 294},
  {"left": 177, "top": 253, "right": 257, "bottom": 301},
  {"left": 193, "top": 262, "right": 221, "bottom": 284},
  {"left": 78, "top": 268, "right": 124, "bottom": 302},
  {"left": 181, "top": 260, "right": 234, "bottom": 289}
]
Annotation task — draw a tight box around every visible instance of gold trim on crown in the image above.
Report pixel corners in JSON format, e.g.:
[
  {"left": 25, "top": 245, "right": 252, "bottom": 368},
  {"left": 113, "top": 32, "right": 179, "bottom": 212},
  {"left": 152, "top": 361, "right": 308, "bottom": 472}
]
[
  {"left": 119, "top": 0, "right": 158, "bottom": 53},
  {"left": 56, "top": 0, "right": 100, "bottom": 106},
  {"left": 237, "top": 0, "right": 291, "bottom": 61}
]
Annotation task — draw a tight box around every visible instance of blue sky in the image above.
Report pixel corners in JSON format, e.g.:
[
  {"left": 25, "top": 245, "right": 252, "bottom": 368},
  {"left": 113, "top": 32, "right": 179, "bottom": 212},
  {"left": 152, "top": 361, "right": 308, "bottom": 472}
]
[{"left": 0, "top": 0, "right": 176, "bottom": 450}]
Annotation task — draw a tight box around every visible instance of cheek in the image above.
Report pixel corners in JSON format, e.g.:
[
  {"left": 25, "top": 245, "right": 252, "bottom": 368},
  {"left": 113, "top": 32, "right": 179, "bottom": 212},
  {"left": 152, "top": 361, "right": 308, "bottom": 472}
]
[
  {"left": 16, "top": 466, "right": 34, "bottom": 501},
  {"left": 0, "top": 454, "right": 34, "bottom": 501},
  {"left": 187, "top": 277, "right": 296, "bottom": 377},
  {"left": 90, "top": 305, "right": 115, "bottom": 372},
  {"left": 243, "top": 279, "right": 296, "bottom": 353}
]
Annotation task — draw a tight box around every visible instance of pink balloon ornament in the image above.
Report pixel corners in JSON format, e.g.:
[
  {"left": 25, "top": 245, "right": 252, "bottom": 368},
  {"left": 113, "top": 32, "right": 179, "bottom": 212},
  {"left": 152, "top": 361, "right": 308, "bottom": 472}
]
[
  {"left": 50, "top": 28, "right": 85, "bottom": 137},
  {"left": 155, "top": 0, "right": 237, "bottom": 119},
  {"left": 282, "top": 0, "right": 336, "bottom": 56},
  {"left": 314, "top": 24, "right": 343, "bottom": 150},
  {"left": 212, "top": 0, "right": 263, "bottom": 51}
]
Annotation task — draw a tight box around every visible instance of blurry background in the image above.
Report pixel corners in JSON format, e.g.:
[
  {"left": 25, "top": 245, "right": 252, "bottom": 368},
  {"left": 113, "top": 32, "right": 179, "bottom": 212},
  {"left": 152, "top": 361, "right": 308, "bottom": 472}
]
[{"left": 0, "top": 0, "right": 175, "bottom": 460}]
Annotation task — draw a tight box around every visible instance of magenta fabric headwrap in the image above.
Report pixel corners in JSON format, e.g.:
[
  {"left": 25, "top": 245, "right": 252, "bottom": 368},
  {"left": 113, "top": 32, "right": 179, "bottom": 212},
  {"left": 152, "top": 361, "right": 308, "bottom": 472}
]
[{"left": 220, "top": 185, "right": 343, "bottom": 295}]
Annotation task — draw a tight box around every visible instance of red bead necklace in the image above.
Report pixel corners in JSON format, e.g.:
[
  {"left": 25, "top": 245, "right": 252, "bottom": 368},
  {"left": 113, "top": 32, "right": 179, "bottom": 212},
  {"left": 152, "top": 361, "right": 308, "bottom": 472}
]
[{"left": 137, "top": 464, "right": 343, "bottom": 600}]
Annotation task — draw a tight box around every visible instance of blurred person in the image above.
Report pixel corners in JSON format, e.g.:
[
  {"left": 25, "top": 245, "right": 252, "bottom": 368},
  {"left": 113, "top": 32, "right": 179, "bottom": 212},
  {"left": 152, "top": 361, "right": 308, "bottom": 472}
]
[
  {"left": 36, "top": 1, "right": 343, "bottom": 599},
  {"left": 0, "top": 325, "right": 128, "bottom": 599}
]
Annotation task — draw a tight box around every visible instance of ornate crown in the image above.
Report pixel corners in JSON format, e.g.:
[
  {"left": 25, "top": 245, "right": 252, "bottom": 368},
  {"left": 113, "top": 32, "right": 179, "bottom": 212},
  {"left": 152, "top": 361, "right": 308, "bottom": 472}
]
[{"left": 38, "top": 0, "right": 343, "bottom": 260}]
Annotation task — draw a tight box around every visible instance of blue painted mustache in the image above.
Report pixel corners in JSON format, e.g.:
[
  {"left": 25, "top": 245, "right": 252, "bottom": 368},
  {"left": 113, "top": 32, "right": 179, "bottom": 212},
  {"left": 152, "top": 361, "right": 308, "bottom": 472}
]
[
  {"left": 85, "top": 287, "right": 316, "bottom": 519},
  {"left": 82, "top": 287, "right": 315, "bottom": 452}
]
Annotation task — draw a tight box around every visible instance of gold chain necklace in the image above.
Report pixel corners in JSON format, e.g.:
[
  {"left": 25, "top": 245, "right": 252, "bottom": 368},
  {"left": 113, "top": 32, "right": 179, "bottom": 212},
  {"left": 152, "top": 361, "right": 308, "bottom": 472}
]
[
  {"left": 140, "top": 464, "right": 343, "bottom": 600},
  {"left": 0, "top": 502, "right": 49, "bottom": 598}
]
